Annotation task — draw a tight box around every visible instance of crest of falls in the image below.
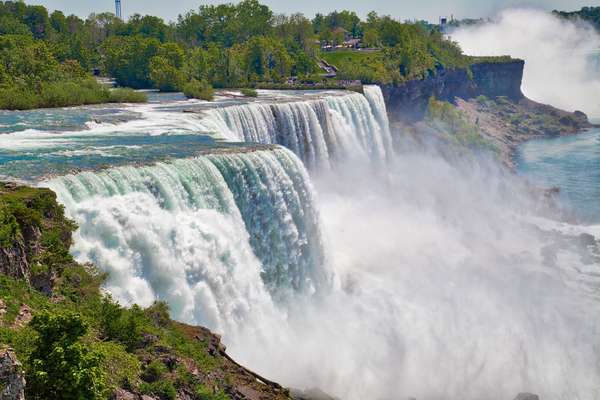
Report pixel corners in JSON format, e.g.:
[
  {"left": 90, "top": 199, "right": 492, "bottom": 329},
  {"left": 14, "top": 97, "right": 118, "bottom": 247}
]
[
  {"left": 45, "top": 147, "right": 329, "bottom": 332},
  {"left": 202, "top": 86, "right": 393, "bottom": 169}
]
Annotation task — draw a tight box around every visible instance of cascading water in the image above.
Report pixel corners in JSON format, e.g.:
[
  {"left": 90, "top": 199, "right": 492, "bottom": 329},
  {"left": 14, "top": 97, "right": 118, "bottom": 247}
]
[
  {"left": 45, "top": 147, "right": 328, "bottom": 333},
  {"left": 16, "top": 84, "right": 600, "bottom": 400},
  {"left": 202, "top": 86, "right": 393, "bottom": 169}
]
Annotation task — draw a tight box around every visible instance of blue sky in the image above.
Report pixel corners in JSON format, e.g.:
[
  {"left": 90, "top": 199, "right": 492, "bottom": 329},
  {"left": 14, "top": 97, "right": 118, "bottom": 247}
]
[{"left": 27, "top": 0, "right": 598, "bottom": 22}]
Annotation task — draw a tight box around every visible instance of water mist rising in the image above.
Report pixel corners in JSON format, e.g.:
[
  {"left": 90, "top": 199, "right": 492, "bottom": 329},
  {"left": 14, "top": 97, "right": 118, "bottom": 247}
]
[
  {"left": 453, "top": 8, "right": 600, "bottom": 116},
  {"left": 42, "top": 87, "right": 600, "bottom": 400}
]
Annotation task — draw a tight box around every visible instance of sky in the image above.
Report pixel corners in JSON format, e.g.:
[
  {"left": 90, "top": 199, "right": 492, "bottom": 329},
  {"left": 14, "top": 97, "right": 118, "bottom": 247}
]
[{"left": 26, "top": 0, "right": 599, "bottom": 23}]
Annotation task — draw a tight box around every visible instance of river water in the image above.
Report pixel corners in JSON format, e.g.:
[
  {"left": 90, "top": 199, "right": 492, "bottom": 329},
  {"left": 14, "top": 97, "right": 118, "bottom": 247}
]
[{"left": 517, "top": 124, "right": 600, "bottom": 223}]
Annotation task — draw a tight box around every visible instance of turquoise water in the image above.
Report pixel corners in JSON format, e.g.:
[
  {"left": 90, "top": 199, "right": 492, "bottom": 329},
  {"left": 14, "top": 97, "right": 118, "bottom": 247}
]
[{"left": 516, "top": 126, "right": 600, "bottom": 223}]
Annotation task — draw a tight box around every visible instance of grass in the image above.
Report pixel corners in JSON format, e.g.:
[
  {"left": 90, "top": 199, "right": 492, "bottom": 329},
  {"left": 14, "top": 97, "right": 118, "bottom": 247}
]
[
  {"left": 427, "top": 97, "right": 498, "bottom": 153},
  {"left": 320, "top": 50, "right": 389, "bottom": 83},
  {"left": 468, "top": 55, "right": 521, "bottom": 64}
]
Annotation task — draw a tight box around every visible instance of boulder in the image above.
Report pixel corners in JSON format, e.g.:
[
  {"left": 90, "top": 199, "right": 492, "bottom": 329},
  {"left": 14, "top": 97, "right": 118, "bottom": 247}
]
[
  {"left": 111, "top": 389, "right": 138, "bottom": 400},
  {"left": 0, "top": 348, "right": 25, "bottom": 400}
]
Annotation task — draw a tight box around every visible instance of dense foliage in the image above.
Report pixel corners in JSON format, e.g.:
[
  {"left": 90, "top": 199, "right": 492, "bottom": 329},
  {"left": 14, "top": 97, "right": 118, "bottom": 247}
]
[
  {"left": 554, "top": 7, "right": 600, "bottom": 30},
  {"left": 0, "top": 0, "right": 512, "bottom": 102},
  {"left": 27, "top": 312, "right": 107, "bottom": 399},
  {"left": 0, "top": 33, "right": 145, "bottom": 110}
]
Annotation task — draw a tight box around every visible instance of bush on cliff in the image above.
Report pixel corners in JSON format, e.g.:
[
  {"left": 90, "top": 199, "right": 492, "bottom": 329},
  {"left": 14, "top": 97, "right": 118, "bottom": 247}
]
[{"left": 27, "top": 311, "right": 108, "bottom": 400}]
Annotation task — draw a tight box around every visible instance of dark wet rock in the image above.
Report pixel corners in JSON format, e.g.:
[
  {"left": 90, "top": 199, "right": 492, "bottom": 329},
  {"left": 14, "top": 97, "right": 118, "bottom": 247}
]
[
  {"left": 382, "top": 60, "right": 525, "bottom": 123},
  {"left": 0, "top": 347, "right": 25, "bottom": 400},
  {"left": 577, "top": 233, "right": 597, "bottom": 247},
  {"left": 290, "top": 388, "right": 339, "bottom": 400},
  {"left": 514, "top": 393, "right": 540, "bottom": 400}
]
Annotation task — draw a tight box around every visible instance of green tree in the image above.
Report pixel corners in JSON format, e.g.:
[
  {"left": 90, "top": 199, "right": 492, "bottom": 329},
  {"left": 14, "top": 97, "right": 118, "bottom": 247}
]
[
  {"left": 27, "top": 311, "right": 107, "bottom": 400},
  {"left": 149, "top": 56, "right": 185, "bottom": 91},
  {"left": 102, "top": 36, "right": 161, "bottom": 88},
  {"left": 0, "top": 15, "right": 31, "bottom": 35}
]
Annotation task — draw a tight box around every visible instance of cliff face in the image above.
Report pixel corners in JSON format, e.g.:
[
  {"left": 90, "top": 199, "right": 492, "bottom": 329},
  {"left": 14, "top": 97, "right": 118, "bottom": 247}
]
[{"left": 381, "top": 60, "right": 525, "bottom": 123}]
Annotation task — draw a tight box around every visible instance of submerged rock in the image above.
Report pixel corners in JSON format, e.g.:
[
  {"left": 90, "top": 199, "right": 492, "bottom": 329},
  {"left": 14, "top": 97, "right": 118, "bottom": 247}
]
[
  {"left": 0, "top": 348, "right": 25, "bottom": 400},
  {"left": 514, "top": 393, "right": 540, "bottom": 400}
]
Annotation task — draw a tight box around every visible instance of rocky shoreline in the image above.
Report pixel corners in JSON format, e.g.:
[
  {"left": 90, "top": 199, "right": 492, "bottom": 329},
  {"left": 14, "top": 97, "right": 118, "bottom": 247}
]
[
  {"left": 381, "top": 59, "right": 595, "bottom": 170},
  {"left": 455, "top": 96, "right": 595, "bottom": 169}
]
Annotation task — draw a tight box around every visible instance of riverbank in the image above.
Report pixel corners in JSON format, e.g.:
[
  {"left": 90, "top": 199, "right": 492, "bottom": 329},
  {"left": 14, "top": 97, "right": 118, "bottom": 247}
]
[{"left": 456, "top": 96, "right": 594, "bottom": 169}]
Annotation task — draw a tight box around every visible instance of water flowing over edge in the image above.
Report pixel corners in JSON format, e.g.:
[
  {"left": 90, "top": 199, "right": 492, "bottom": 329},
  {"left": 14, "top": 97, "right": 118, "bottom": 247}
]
[
  {"left": 44, "top": 147, "right": 329, "bottom": 333},
  {"left": 201, "top": 86, "right": 393, "bottom": 169}
]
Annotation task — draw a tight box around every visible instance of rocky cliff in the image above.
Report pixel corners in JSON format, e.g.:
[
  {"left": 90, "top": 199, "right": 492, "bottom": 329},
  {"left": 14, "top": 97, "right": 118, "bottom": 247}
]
[
  {"left": 381, "top": 59, "right": 596, "bottom": 169},
  {"left": 381, "top": 60, "right": 525, "bottom": 123},
  {"left": 0, "top": 183, "right": 292, "bottom": 400}
]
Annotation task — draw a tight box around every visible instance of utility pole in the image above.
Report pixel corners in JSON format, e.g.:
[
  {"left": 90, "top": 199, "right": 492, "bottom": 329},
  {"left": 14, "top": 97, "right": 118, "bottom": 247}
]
[{"left": 115, "top": 0, "right": 122, "bottom": 19}]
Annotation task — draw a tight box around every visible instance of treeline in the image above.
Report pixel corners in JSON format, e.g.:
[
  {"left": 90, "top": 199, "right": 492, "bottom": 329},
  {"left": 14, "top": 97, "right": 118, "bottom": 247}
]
[
  {"left": 0, "top": 34, "right": 145, "bottom": 110},
  {"left": 0, "top": 0, "right": 489, "bottom": 108},
  {"left": 554, "top": 7, "right": 600, "bottom": 30}
]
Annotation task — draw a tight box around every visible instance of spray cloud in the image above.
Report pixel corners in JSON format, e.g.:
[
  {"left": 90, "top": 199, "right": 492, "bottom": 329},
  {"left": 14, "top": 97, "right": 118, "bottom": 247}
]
[{"left": 452, "top": 8, "right": 600, "bottom": 117}]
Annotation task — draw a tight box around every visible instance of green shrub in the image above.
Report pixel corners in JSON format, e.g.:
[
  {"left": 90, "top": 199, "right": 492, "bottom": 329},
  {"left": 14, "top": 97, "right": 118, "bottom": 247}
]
[
  {"left": 240, "top": 88, "right": 258, "bottom": 97},
  {"left": 26, "top": 311, "right": 108, "bottom": 400},
  {"left": 99, "top": 298, "right": 154, "bottom": 351},
  {"left": 0, "top": 84, "right": 39, "bottom": 110},
  {"left": 141, "top": 360, "right": 168, "bottom": 382},
  {"left": 196, "top": 385, "right": 230, "bottom": 400},
  {"left": 0, "top": 203, "right": 19, "bottom": 247},
  {"left": 95, "top": 341, "right": 141, "bottom": 391},
  {"left": 109, "top": 88, "right": 148, "bottom": 103},
  {"left": 476, "top": 95, "right": 488, "bottom": 105},
  {"left": 183, "top": 79, "right": 214, "bottom": 101},
  {"left": 140, "top": 379, "right": 177, "bottom": 400}
]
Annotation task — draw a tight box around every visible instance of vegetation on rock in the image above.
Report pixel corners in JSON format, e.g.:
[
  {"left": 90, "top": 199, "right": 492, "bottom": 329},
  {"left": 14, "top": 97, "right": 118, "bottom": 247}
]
[
  {"left": 426, "top": 96, "right": 498, "bottom": 152},
  {"left": 240, "top": 88, "right": 258, "bottom": 97},
  {"left": 0, "top": 183, "right": 290, "bottom": 400},
  {"left": 554, "top": 6, "right": 600, "bottom": 30}
]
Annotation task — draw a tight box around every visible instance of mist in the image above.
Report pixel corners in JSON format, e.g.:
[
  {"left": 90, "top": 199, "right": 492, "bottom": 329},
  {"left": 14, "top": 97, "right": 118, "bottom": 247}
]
[
  {"left": 226, "top": 140, "right": 600, "bottom": 400},
  {"left": 42, "top": 88, "right": 600, "bottom": 399},
  {"left": 452, "top": 8, "right": 600, "bottom": 117}
]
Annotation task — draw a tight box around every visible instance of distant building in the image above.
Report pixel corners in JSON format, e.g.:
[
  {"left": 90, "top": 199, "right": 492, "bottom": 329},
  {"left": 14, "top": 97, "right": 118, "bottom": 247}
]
[
  {"left": 115, "top": 0, "right": 122, "bottom": 19},
  {"left": 439, "top": 16, "right": 448, "bottom": 33}
]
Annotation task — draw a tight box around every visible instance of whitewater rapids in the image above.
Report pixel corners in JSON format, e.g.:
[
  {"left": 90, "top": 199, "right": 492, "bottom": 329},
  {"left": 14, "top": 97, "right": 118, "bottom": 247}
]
[{"left": 33, "top": 86, "right": 600, "bottom": 400}]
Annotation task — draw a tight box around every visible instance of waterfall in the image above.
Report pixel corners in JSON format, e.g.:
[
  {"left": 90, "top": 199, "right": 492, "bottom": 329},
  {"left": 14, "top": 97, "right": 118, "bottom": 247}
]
[
  {"left": 44, "top": 147, "right": 328, "bottom": 332},
  {"left": 203, "top": 86, "right": 393, "bottom": 169}
]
